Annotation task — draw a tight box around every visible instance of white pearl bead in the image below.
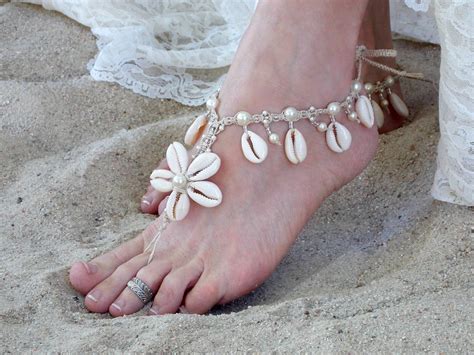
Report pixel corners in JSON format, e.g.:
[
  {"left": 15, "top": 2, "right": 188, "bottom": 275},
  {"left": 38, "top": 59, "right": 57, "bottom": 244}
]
[
  {"left": 327, "top": 102, "right": 341, "bottom": 116},
  {"left": 206, "top": 97, "right": 218, "bottom": 110},
  {"left": 385, "top": 75, "right": 395, "bottom": 87},
  {"left": 351, "top": 80, "right": 363, "bottom": 93},
  {"left": 172, "top": 174, "right": 187, "bottom": 189},
  {"left": 283, "top": 107, "right": 299, "bottom": 121},
  {"left": 269, "top": 133, "right": 280, "bottom": 145},
  {"left": 381, "top": 99, "right": 389, "bottom": 107},
  {"left": 317, "top": 122, "right": 327, "bottom": 132},
  {"left": 364, "top": 82, "right": 375, "bottom": 94},
  {"left": 236, "top": 111, "right": 251, "bottom": 126},
  {"left": 348, "top": 111, "right": 358, "bottom": 121}
]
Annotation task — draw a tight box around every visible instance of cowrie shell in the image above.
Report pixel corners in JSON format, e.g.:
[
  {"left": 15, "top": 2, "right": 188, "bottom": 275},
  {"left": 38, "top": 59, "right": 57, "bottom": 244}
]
[
  {"left": 326, "top": 122, "right": 352, "bottom": 153},
  {"left": 355, "top": 95, "right": 375, "bottom": 128},
  {"left": 166, "top": 142, "right": 188, "bottom": 175},
  {"left": 166, "top": 190, "right": 190, "bottom": 221},
  {"left": 371, "top": 99, "right": 385, "bottom": 129},
  {"left": 241, "top": 130, "right": 268, "bottom": 164},
  {"left": 184, "top": 114, "right": 208, "bottom": 146},
  {"left": 284, "top": 128, "right": 307, "bottom": 164},
  {"left": 389, "top": 92, "right": 409, "bottom": 118},
  {"left": 186, "top": 152, "right": 221, "bottom": 181},
  {"left": 187, "top": 181, "right": 222, "bottom": 208},
  {"left": 150, "top": 169, "right": 174, "bottom": 192}
]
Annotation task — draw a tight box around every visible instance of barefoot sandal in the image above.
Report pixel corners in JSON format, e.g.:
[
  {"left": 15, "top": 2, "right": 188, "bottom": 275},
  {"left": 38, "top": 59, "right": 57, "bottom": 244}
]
[{"left": 143, "top": 46, "right": 425, "bottom": 264}]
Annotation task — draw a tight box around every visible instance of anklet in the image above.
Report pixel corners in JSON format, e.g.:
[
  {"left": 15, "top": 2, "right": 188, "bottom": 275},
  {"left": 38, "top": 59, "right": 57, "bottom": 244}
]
[
  {"left": 144, "top": 46, "right": 425, "bottom": 263},
  {"left": 355, "top": 46, "right": 427, "bottom": 128}
]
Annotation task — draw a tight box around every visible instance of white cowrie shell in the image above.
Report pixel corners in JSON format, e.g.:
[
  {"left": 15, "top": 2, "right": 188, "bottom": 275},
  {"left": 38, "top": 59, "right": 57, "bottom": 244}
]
[
  {"left": 165, "top": 190, "right": 190, "bottom": 221},
  {"left": 284, "top": 128, "right": 307, "bottom": 164},
  {"left": 166, "top": 142, "right": 189, "bottom": 175},
  {"left": 184, "top": 114, "right": 208, "bottom": 146},
  {"left": 186, "top": 152, "right": 221, "bottom": 181},
  {"left": 187, "top": 181, "right": 222, "bottom": 208},
  {"left": 326, "top": 122, "right": 352, "bottom": 153},
  {"left": 389, "top": 92, "right": 409, "bottom": 118},
  {"left": 241, "top": 130, "right": 268, "bottom": 164},
  {"left": 355, "top": 95, "right": 375, "bottom": 128},
  {"left": 371, "top": 99, "right": 385, "bottom": 129},
  {"left": 150, "top": 169, "right": 174, "bottom": 192}
]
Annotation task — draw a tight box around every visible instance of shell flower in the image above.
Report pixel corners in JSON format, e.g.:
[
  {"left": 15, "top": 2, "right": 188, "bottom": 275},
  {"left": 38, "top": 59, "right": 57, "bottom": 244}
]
[{"left": 150, "top": 142, "right": 222, "bottom": 221}]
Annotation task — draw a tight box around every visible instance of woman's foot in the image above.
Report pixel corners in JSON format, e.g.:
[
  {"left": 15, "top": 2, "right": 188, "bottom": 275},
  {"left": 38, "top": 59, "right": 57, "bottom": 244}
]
[
  {"left": 70, "top": 0, "right": 379, "bottom": 315},
  {"left": 140, "top": 0, "right": 403, "bottom": 215}
]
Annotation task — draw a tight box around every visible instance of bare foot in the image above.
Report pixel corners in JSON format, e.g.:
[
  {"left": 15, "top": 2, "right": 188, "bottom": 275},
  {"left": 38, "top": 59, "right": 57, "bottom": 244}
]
[{"left": 70, "top": 0, "right": 379, "bottom": 315}]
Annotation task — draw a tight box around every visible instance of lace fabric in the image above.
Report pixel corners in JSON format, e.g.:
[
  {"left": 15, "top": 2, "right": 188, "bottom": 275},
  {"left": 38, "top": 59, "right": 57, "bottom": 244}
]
[
  {"left": 429, "top": 1, "right": 474, "bottom": 205},
  {"left": 17, "top": 0, "right": 255, "bottom": 106},
  {"left": 15, "top": 0, "right": 473, "bottom": 205}
]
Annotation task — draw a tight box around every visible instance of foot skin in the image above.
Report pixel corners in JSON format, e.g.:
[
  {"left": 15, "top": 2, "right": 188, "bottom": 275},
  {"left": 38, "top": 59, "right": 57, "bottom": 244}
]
[
  {"left": 70, "top": 0, "right": 378, "bottom": 316},
  {"left": 140, "top": 0, "right": 402, "bottom": 215}
]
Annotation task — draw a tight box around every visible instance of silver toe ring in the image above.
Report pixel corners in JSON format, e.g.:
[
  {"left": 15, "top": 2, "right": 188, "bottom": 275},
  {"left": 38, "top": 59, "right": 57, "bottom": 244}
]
[{"left": 127, "top": 277, "right": 153, "bottom": 304}]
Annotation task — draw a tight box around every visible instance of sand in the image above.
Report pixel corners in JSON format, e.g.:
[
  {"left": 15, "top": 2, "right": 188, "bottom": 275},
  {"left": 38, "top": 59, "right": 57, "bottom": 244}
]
[{"left": 1, "top": 3, "right": 473, "bottom": 353}]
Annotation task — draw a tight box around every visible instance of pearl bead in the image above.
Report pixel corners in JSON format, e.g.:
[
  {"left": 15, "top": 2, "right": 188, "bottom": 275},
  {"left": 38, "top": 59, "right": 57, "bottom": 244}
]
[
  {"left": 236, "top": 111, "right": 251, "bottom": 126},
  {"left": 317, "top": 122, "right": 327, "bottom": 132},
  {"left": 348, "top": 111, "right": 358, "bottom": 121},
  {"left": 172, "top": 174, "right": 187, "bottom": 189},
  {"left": 284, "top": 107, "right": 299, "bottom": 121},
  {"left": 269, "top": 133, "right": 280, "bottom": 145},
  {"left": 327, "top": 102, "right": 341, "bottom": 116},
  {"left": 206, "top": 97, "right": 218, "bottom": 110},
  {"left": 364, "top": 82, "right": 375, "bottom": 94},
  {"left": 351, "top": 80, "right": 363, "bottom": 94},
  {"left": 381, "top": 99, "right": 389, "bottom": 107},
  {"left": 385, "top": 75, "right": 395, "bottom": 87}
]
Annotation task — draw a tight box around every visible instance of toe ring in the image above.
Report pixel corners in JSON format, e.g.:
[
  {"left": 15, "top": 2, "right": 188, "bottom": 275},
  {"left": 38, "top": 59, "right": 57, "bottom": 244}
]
[{"left": 127, "top": 277, "right": 153, "bottom": 304}]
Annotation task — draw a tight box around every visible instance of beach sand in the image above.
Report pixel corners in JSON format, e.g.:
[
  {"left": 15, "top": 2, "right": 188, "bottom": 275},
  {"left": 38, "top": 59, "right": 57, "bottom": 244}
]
[{"left": 1, "top": 3, "right": 472, "bottom": 353}]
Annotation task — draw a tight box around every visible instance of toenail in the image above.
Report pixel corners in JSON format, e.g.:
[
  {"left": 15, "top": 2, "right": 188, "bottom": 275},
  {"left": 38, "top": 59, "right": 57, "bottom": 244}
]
[
  {"left": 148, "top": 307, "right": 159, "bottom": 315},
  {"left": 86, "top": 290, "right": 101, "bottom": 303},
  {"left": 142, "top": 195, "right": 153, "bottom": 206},
  {"left": 81, "top": 261, "right": 98, "bottom": 274},
  {"left": 111, "top": 301, "right": 124, "bottom": 313}
]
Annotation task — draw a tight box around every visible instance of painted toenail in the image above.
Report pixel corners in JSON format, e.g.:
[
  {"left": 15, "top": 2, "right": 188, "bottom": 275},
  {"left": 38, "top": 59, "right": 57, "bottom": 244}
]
[
  {"left": 86, "top": 290, "right": 101, "bottom": 302},
  {"left": 81, "top": 261, "right": 98, "bottom": 274},
  {"left": 111, "top": 301, "right": 123, "bottom": 312},
  {"left": 148, "top": 307, "right": 159, "bottom": 315}
]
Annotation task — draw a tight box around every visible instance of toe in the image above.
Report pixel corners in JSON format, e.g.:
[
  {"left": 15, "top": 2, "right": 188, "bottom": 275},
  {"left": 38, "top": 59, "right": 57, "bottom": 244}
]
[
  {"left": 140, "top": 160, "right": 169, "bottom": 214},
  {"left": 69, "top": 234, "right": 145, "bottom": 295},
  {"left": 109, "top": 260, "right": 172, "bottom": 316},
  {"left": 149, "top": 261, "right": 204, "bottom": 315},
  {"left": 84, "top": 253, "right": 148, "bottom": 313},
  {"left": 158, "top": 196, "right": 168, "bottom": 215},
  {"left": 182, "top": 276, "right": 224, "bottom": 315},
  {"left": 141, "top": 189, "right": 166, "bottom": 214}
]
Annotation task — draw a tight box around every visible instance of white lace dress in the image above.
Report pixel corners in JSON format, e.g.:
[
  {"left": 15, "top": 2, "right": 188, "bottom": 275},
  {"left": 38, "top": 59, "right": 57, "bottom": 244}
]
[{"left": 15, "top": 0, "right": 474, "bottom": 206}]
